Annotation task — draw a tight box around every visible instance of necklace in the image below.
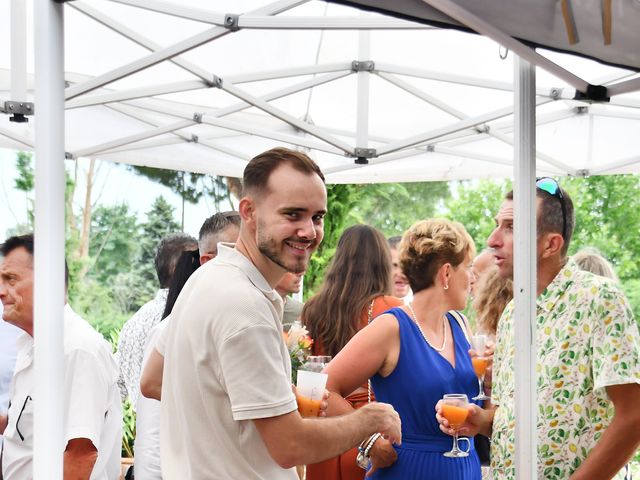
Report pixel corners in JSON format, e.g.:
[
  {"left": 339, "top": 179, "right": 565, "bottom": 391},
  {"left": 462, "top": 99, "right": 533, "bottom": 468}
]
[{"left": 406, "top": 303, "right": 447, "bottom": 352}]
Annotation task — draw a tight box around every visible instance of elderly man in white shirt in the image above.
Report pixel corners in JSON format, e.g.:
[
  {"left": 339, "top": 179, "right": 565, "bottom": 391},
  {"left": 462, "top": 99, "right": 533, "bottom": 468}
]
[{"left": 0, "top": 234, "right": 121, "bottom": 480}]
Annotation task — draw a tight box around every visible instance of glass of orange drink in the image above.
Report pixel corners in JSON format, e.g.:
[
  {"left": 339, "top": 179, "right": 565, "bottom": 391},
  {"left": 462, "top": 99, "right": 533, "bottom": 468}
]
[
  {"left": 441, "top": 394, "right": 471, "bottom": 458},
  {"left": 296, "top": 370, "right": 328, "bottom": 418},
  {"left": 470, "top": 335, "right": 490, "bottom": 401}
]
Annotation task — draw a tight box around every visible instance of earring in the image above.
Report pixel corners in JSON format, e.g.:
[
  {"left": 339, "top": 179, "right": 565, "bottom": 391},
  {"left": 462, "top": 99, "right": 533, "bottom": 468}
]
[{"left": 444, "top": 284, "right": 449, "bottom": 290}]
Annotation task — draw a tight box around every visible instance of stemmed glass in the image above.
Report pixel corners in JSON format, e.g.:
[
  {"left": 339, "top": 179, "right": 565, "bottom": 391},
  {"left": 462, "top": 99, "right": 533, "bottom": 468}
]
[
  {"left": 303, "top": 355, "right": 332, "bottom": 373},
  {"left": 470, "top": 335, "right": 490, "bottom": 401},
  {"left": 441, "top": 394, "right": 471, "bottom": 458}
]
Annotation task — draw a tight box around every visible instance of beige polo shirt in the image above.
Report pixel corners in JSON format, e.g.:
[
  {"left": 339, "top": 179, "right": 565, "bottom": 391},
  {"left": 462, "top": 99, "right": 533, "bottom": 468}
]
[{"left": 160, "top": 244, "right": 298, "bottom": 480}]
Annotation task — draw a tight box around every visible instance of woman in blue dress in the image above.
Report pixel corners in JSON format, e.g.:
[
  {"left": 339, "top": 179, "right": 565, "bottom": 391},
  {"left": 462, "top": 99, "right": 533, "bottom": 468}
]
[{"left": 323, "top": 218, "right": 483, "bottom": 479}]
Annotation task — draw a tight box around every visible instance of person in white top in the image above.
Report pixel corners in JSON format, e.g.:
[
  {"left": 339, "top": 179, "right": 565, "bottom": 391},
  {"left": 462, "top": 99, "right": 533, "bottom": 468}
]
[
  {"left": 143, "top": 147, "right": 402, "bottom": 480},
  {"left": 0, "top": 234, "right": 121, "bottom": 480},
  {"left": 0, "top": 305, "right": 21, "bottom": 448},
  {"left": 134, "top": 212, "right": 240, "bottom": 480},
  {"left": 116, "top": 233, "right": 198, "bottom": 407}
]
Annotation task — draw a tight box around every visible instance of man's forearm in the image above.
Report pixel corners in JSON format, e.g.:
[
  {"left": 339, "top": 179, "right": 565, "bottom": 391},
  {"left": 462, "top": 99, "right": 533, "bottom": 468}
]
[
  {"left": 63, "top": 439, "right": 98, "bottom": 480},
  {"left": 569, "top": 416, "right": 640, "bottom": 480},
  {"left": 255, "top": 402, "right": 400, "bottom": 469}
]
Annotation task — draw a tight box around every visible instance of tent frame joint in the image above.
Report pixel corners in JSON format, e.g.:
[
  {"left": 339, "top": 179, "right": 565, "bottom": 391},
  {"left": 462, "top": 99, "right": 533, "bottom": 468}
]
[
  {"left": 193, "top": 112, "right": 203, "bottom": 123},
  {"left": 224, "top": 14, "right": 240, "bottom": 32},
  {"left": 210, "top": 75, "right": 224, "bottom": 88},
  {"left": 65, "top": 152, "right": 73, "bottom": 160},
  {"left": 1, "top": 100, "right": 34, "bottom": 123},
  {"left": 352, "top": 60, "right": 375, "bottom": 72},
  {"left": 190, "top": 134, "right": 199, "bottom": 143},
  {"left": 549, "top": 88, "right": 563, "bottom": 100},
  {"left": 353, "top": 147, "right": 376, "bottom": 164},
  {"left": 573, "top": 84, "right": 610, "bottom": 103},
  {"left": 575, "top": 168, "right": 590, "bottom": 177}
]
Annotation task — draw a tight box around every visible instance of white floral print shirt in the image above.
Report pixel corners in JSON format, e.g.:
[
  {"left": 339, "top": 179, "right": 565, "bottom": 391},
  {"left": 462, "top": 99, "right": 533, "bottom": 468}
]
[
  {"left": 491, "top": 259, "right": 640, "bottom": 479},
  {"left": 115, "top": 289, "right": 168, "bottom": 407}
]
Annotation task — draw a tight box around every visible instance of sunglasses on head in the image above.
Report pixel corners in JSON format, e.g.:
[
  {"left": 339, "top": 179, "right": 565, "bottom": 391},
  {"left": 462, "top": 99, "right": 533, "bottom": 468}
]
[{"left": 535, "top": 177, "right": 567, "bottom": 241}]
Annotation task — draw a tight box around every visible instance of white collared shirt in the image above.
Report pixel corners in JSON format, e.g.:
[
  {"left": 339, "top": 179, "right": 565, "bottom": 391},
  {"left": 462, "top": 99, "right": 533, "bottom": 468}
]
[
  {"left": 1, "top": 305, "right": 122, "bottom": 480},
  {"left": 159, "top": 244, "right": 297, "bottom": 480}
]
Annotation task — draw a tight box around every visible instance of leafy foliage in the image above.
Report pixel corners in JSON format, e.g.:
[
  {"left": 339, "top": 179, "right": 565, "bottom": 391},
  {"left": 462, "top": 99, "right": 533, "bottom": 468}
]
[
  {"left": 129, "top": 166, "right": 235, "bottom": 211},
  {"left": 304, "top": 184, "right": 363, "bottom": 297},
  {"left": 442, "top": 179, "right": 511, "bottom": 251},
  {"left": 88, "top": 204, "right": 141, "bottom": 284},
  {"left": 349, "top": 182, "right": 450, "bottom": 236},
  {"left": 136, "top": 196, "right": 182, "bottom": 299}
]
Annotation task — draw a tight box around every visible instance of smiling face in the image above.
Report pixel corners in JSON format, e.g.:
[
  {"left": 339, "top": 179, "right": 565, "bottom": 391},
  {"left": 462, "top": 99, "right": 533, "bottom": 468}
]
[
  {"left": 390, "top": 247, "right": 410, "bottom": 298},
  {"left": 254, "top": 164, "right": 327, "bottom": 274},
  {"left": 487, "top": 199, "right": 515, "bottom": 279},
  {"left": 0, "top": 246, "right": 34, "bottom": 335}
]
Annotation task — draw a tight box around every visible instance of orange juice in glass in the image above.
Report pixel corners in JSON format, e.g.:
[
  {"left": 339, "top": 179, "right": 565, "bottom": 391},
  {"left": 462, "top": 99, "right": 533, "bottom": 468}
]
[
  {"left": 470, "top": 335, "right": 490, "bottom": 401},
  {"left": 296, "top": 370, "right": 328, "bottom": 418},
  {"left": 297, "top": 394, "right": 322, "bottom": 417},
  {"left": 441, "top": 394, "right": 471, "bottom": 458}
]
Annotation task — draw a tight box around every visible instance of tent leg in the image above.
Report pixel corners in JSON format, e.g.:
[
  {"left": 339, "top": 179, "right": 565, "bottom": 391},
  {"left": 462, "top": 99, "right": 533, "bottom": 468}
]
[
  {"left": 33, "top": 1, "right": 66, "bottom": 479},
  {"left": 513, "top": 56, "right": 537, "bottom": 480}
]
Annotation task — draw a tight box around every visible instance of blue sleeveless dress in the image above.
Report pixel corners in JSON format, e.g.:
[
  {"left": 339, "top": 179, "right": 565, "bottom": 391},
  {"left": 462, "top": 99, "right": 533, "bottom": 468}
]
[{"left": 369, "top": 308, "right": 482, "bottom": 479}]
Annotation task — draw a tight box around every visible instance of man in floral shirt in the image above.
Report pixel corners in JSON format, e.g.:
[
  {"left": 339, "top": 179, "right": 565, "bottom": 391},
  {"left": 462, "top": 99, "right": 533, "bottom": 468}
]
[{"left": 439, "top": 179, "right": 640, "bottom": 479}]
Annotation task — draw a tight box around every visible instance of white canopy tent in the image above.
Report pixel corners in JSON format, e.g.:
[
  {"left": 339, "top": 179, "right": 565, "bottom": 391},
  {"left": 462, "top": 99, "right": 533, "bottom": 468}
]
[{"left": 1, "top": 1, "right": 638, "bottom": 478}]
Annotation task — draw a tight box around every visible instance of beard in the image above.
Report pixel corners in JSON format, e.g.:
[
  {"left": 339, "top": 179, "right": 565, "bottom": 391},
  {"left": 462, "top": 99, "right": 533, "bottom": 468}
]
[{"left": 257, "top": 226, "right": 311, "bottom": 274}]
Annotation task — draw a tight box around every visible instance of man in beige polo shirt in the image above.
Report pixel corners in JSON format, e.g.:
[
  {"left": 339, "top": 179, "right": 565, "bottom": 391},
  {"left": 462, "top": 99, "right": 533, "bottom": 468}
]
[{"left": 158, "top": 147, "right": 401, "bottom": 479}]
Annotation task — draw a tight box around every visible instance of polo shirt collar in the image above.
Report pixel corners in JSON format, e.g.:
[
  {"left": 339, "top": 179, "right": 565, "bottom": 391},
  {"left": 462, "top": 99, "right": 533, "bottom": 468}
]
[
  {"left": 537, "top": 258, "right": 578, "bottom": 314},
  {"left": 216, "top": 243, "right": 282, "bottom": 304}
]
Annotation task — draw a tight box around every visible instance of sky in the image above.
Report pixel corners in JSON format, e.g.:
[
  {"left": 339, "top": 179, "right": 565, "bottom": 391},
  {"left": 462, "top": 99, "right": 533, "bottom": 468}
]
[{"left": 0, "top": 148, "right": 236, "bottom": 240}]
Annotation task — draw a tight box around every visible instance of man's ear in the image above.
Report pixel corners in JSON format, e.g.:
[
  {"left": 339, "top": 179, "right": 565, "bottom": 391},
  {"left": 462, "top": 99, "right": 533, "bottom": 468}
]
[
  {"left": 539, "top": 232, "right": 564, "bottom": 259},
  {"left": 238, "top": 197, "right": 255, "bottom": 224}
]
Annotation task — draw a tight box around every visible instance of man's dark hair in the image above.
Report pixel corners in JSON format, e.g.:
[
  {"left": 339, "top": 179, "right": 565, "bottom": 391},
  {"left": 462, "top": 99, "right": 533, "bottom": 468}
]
[
  {"left": 198, "top": 211, "right": 241, "bottom": 254},
  {"left": 155, "top": 234, "right": 198, "bottom": 288},
  {"left": 387, "top": 236, "right": 402, "bottom": 250},
  {"left": 506, "top": 186, "right": 575, "bottom": 256},
  {"left": 2, "top": 233, "right": 70, "bottom": 286},
  {"left": 242, "top": 147, "right": 325, "bottom": 197}
]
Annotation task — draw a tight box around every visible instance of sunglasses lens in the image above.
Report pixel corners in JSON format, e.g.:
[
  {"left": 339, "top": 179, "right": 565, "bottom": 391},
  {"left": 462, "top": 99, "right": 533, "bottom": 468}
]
[{"left": 536, "top": 178, "right": 559, "bottom": 196}]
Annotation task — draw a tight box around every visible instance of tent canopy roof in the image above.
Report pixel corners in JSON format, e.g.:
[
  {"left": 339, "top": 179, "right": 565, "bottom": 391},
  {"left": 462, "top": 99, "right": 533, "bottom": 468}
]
[{"left": 1, "top": 0, "right": 639, "bottom": 183}]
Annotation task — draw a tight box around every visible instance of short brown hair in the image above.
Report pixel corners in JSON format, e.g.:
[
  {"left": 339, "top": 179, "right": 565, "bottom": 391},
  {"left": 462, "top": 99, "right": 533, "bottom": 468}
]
[
  {"left": 399, "top": 218, "right": 475, "bottom": 294},
  {"left": 242, "top": 147, "right": 324, "bottom": 197},
  {"left": 506, "top": 185, "right": 575, "bottom": 256}
]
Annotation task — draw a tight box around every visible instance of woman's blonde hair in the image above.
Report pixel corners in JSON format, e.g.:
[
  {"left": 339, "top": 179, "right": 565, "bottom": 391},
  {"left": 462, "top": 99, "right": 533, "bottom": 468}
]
[
  {"left": 573, "top": 247, "right": 618, "bottom": 281},
  {"left": 399, "top": 218, "right": 475, "bottom": 294},
  {"left": 473, "top": 267, "right": 513, "bottom": 336}
]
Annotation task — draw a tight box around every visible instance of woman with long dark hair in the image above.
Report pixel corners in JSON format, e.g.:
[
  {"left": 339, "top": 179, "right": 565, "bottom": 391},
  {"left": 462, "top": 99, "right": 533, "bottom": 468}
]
[{"left": 303, "top": 224, "right": 403, "bottom": 480}]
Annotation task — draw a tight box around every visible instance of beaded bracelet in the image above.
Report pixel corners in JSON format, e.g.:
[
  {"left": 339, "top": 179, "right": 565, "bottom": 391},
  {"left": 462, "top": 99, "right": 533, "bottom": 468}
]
[{"left": 356, "top": 433, "right": 382, "bottom": 470}]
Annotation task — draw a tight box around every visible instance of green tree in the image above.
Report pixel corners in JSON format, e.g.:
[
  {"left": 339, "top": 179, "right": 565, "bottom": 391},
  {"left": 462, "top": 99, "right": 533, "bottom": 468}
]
[
  {"left": 349, "top": 182, "right": 450, "bottom": 236},
  {"left": 136, "top": 196, "right": 182, "bottom": 300},
  {"left": 129, "top": 166, "right": 236, "bottom": 226},
  {"left": 304, "top": 184, "right": 363, "bottom": 297},
  {"left": 442, "top": 179, "right": 511, "bottom": 251},
  {"left": 13, "top": 151, "right": 35, "bottom": 228},
  {"left": 563, "top": 175, "right": 640, "bottom": 280},
  {"left": 88, "top": 203, "right": 141, "bottom": 284}
]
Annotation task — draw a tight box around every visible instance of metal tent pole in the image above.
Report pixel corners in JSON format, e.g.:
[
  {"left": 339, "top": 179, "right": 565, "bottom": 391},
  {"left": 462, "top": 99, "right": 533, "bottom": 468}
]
[
  {"left": 33, "top": 1, "right": 66, "bottom": 479},
  {"left": 513, "top": 55, "right": 538, "bottom": 480}
]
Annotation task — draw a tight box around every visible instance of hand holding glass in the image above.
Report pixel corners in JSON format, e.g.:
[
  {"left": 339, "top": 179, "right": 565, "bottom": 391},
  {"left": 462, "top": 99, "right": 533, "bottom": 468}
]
[
  {"left": 296, "top": 370, "right": 328, "bottom": 417},
  {"left": 441, "top": 394, "right": 471, "bottom": 458},
  {"left": 470, "top": 335, "right": 490, "bottom": 401}
]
